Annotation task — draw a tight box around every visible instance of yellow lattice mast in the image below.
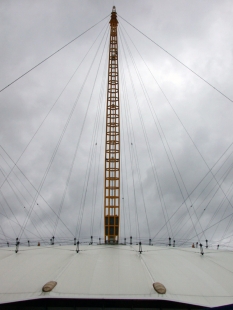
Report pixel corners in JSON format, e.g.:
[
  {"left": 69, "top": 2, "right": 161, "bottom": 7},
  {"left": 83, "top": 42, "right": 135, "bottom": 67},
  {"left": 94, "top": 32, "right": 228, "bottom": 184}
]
[{"left": 104, "top": 6, "right": 120, "bottom": 244}]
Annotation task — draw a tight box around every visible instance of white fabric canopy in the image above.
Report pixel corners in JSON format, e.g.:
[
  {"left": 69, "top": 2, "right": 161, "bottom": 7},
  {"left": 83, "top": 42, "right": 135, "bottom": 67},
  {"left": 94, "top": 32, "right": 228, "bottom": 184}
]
[{"left": 0, "top": 244, "right": 232, "bottom": 308}]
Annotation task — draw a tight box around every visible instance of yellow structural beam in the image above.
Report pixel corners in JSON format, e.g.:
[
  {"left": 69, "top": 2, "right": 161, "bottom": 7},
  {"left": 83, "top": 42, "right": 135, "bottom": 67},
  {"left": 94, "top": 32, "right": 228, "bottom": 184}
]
[{"left": 104, "top": 6, "right": 120, "bottom": 244}]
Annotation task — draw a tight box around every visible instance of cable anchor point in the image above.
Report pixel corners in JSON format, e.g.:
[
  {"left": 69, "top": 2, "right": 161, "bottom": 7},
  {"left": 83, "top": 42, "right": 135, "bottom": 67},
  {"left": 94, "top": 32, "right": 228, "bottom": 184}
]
[
  {"left": 89, "top": 236, "right": 93, "bottom": 245},
  {"left": 15, "top": 238, "right": 20, "bottom": 253},
  {"left": 200, "top": 243, "right": 204, "bottom": 255},
  {"left": 169, "top": 237, "right": 171, "bottom": 246},
  {"left": 76, "top": 241, "right": 79, "bottom": 253},
  {"left": 139, "top": 242, "right": 142, "bottom": 254}
]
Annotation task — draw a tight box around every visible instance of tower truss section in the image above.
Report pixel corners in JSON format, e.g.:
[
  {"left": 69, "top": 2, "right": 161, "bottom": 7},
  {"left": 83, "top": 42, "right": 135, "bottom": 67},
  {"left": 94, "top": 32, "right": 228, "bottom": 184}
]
[{"left": 104, "top": 6, "right": 120, "bottom": 244}]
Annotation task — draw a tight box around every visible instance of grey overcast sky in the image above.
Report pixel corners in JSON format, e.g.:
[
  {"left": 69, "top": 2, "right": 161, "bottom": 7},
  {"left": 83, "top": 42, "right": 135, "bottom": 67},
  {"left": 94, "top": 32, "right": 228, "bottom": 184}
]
[{"left": 0, "top": 0, "right": 233, "bottom": 248}]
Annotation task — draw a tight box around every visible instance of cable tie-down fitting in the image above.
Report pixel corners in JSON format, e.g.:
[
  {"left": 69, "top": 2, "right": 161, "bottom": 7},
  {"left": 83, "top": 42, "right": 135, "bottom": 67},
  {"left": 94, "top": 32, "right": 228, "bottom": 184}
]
[
  {"left": 76, "top": 241, "right": 79, "bottom": 253},
  {"left": 200, "top": 243, "right": 204, "bottom": 255},
  {"left": 139, "top": 242, "right": 142, "bottom": 254},
  {"left": 15, "top": 238, "right": 20, "bottom": 253}
]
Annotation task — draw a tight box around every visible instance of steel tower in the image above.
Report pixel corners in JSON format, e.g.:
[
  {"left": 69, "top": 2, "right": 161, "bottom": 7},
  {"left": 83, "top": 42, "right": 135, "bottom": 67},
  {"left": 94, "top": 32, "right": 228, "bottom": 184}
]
[{"left": 104, "top": 6, "right": 120, "bottom": 243}]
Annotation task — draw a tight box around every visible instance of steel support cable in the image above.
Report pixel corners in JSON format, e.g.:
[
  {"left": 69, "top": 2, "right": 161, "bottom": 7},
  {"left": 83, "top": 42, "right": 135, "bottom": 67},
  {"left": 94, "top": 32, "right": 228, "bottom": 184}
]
[
  {"left": 90, "top": 49, "right": 108, "bottom": 237},
  {"left": 130, "top": 42, "right": 233, "bottom": 232},
  {"left": 0, "top": 154, "right": 65, "bottom": 237},
  {"left": 120, "top": 98, "right": 131, "bottom": 238},
  {"left": 0, "top": 161, "right": 54, "bottom": 238},
  {"left": 219, "top": 200, "right": 233, "bottom": 246},
  {"left": 121, "top": 113, "right": 132, "bottom": 237},
  {"left": 151, "top": 141, "right": 233, "bottom": 240},
  {"left": 227, "top": 233, "right": 233, "bottom": 249},
  {"left": 220, "top": 211, "right": 233, "bottom": 246},
  {"left": 135, "top": 53, "right": 232, "bottom": 239},
  {"left": 75, "top": 32, "right": 108, "bottom": 239},
  {"left": 119, "top": 32, "right": 150, "bottom": 240},
  {"left": 195, "top": 163, "right": 233, "bottom": 238},
  {"left": 0, "top": 172, "right": 20, "bottom": 236},
  {"left": 0, "top": 146, "right": 72, "bottom": 237},
  {"left": 0, "top": 194, "right": 42, "bottom": 239},
  {"left": 214, "top": 231, "right": 233, "bottom": 244},
  {"left": 161, "top": 208, "right": 187, "bottom": 240},
  {"left": 54, "top": 27, "right": 109, "bottom": 237},
  {"left": 90, "top": 85, "right": 107, "bottom": 237},
  {"left": 0, "top": 23, "right": 108, "bottom": 194},
  {"left": 130, "top": 148, "right": 140, "bottom": 241},
  {"left": 0, "top": 15, "right": 109, "bottom": 94},
  {"left": 201, "top": 161, "right": 233, "bottom": 216},
  {"left": 0, "top": 190, "right": 29, "bottom": 239},
  {"left": 0, "top": 200, "right": 7, "bottom": 242},
  {"left": 179, "top": 150, "right": 233, "bottom": 225},
  {"left": 75, "top": 30, "right": 109, "bottom": 239},
  {"left": 120, "top": 26, "right": 206, "bottom": 241},
  {"left": 120, "top": 27, "right": 179, "bottom": 239},
  {"left": 121, "top": 107, "right": 132, "bottom": 237},
  {"left": 0, "top": 154, "right": 48, "bottom": 232},
  {"left": 120, "top": 161, "right": 126, "bottom": 238},
  {"left": 90, "top": 122, "right": 104, "bottom": 238},
  {"left": 171, "top": 209, "right": 198, "bottom": 241},
  {"left": 0, "top": 200, "right": 17, "bottom": 237},
  {"left": 120, "top": 60, "right": 140, "bottom": 240},
  {"left": 209, "top": 180, "right": 233, "bottom": 242},
  {"left": 119, "top": 27, "right": 174, "bottom": 239},
  {"left": 0, "top": 166, "right": 47, "bottom": 241},
  {"left": 0, "top": 26, "right": 106, "bottom": 200},
  {"left": 120, "top": 30, "right": 163, "bottom": 239},
  {"left": 126, "top": 116, "right": 151, "bottom": 238},
  {"left": 90, "top": 115, "right": 105, "bottom": 237},
  {"left": 89, "top": 142, "right": 100, "bottom": 237},
  {"left": 121, "top": 31, "right": 198, "bottom": 242},
  {"left": 141, "top": 60, "right": 233, "bottom": 214},
  {"left": 227, "top": 229, "right": 233, "bottom": 248},
  {"left": 53, "top": 27, "right": 109, "bottom": 236},
  {"left": 90, "top": 105, "right": 106, "bottom": 238},
  {"left": 179, "top": 209, "right": 233, "bottom": 247},
  {"left": 89, "top": 115, "right": 103, "bottom": 237},
  {"left": 181, "top": 162, "right": 233, "bottom": 241},
  {"left": 170, "top": 150, "right": 233, "bottom": 238},
  {"left": 23, "top": 25, "right": 109, "bottom": 240},
  {"left": 118, "top": 15, "right": 233, "bottom": 104},
  {"left": 119, "top": 23, "right": 233, "bottom": 237},
  {"left": 120, "top": 85, "right": 132, "bottom": 238},
  {"left": 211, "top": 202, "right": 233, "bottom": 244},
  {"left": 119, "top": 41, "right": 140, "bottom": 241},
  {"left": 45, "top": 28, "right": 107, "bottom": 234},
  {"left": 118, "top": 46, "right": 132, "bottom": 237},
  {"left": 90, "top": 146, "right": 98, "bottom": 237}
]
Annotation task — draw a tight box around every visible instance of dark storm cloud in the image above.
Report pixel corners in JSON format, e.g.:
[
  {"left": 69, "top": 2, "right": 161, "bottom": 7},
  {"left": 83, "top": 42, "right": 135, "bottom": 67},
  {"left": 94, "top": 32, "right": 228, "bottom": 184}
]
[{"left": 0, "top": 0, "right": 233, "bottom": 248}]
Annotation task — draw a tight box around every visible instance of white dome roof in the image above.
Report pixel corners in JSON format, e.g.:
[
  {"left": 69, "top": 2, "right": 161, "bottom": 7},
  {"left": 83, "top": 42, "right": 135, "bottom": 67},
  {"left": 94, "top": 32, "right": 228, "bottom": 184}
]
[{"left": 0, "top": 244, "right": 233, "bottom": 308}]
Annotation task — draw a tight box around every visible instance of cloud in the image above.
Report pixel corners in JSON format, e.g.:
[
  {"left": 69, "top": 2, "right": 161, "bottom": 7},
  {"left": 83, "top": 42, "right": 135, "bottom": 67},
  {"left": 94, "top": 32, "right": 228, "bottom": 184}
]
[{"left": 0, "top": 0, "right": 233, "bottom": 249}]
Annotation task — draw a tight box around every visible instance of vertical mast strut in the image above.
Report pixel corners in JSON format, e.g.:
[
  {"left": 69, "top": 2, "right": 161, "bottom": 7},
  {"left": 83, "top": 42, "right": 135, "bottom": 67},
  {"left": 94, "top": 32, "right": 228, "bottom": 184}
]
[{"left": 104, "top": 6, "right": 120, "bottom": 244}]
